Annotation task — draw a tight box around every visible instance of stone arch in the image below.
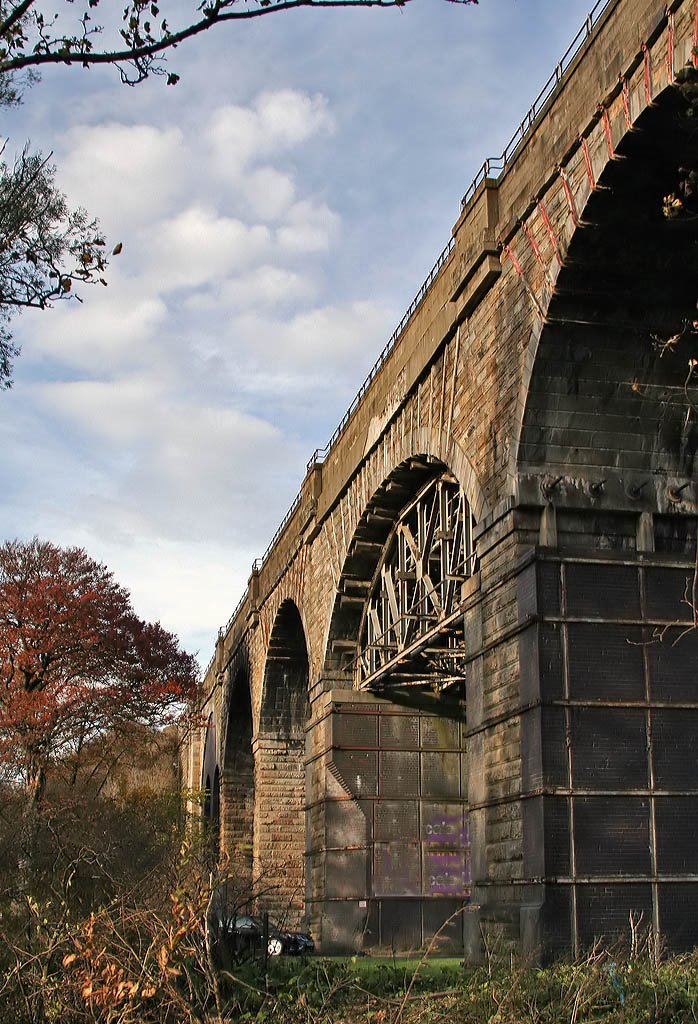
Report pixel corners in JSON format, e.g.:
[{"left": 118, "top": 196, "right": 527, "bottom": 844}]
[
  {"left": 505, "top": 83, "right": 698, "bottom": 956},
  {"left": 201, "top": 715, "right": 220, "bottom": 860},
  {"left": 323, "top": 451, "right": 484, "bottom": 684},
  {"left": 255, "top": 599, "right": 309, "bottom": 926},
  {"left": 513, "top": 82, "right": 698, "bottom": 517},
  {"left": 312, "top": 453, "right": 475, "bottom": 952},
  {"left": 221, "top": 666, "right": 255, "bottom": 888}
]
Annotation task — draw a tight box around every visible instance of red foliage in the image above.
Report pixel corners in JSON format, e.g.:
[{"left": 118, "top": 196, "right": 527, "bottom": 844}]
[{"left": 0, "top": 538, "right": 199, "bottom": 788}]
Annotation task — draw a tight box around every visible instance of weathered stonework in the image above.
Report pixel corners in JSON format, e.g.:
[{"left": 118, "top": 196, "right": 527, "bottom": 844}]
[{"left": 186, "top": 0, "right": 698, "bottom": 958}]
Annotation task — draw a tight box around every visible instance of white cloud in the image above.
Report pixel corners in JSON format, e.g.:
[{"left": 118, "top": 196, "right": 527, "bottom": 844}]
[
  {"left": 277, "top": 199, "right": 340, "bottom": 253},
  {"left": 35, "top": 374, "right": 306, "bottom": 547},
  {"left": 206, "top": 90, "right": 334, "bottom": 178},
  {"left": 232, "top": 299, "right": 394, "bottom": 379},
  {"left": 23, "top": 275, "right": 168, "bottom": 374},
  {"left": 185, "top": 265, "right": 318, "bottom": 312},
  {"left": 148, "top": 204, "right": 273, "bottom": 291},
  {"left": 58, "top": 123, "right": 188, "bottom": 231},
  {"left": 240, "top": 166, "right": 296, "bottom": 221}
]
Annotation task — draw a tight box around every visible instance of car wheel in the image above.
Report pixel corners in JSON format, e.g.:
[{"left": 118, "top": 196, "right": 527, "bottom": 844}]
[{"left": 267, "top": 937, "right": 283, "bottom": 957}]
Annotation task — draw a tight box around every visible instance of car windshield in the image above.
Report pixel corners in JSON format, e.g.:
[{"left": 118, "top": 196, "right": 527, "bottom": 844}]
[{"left": 234, "top": 915, "right": 262, "bottom": 928}]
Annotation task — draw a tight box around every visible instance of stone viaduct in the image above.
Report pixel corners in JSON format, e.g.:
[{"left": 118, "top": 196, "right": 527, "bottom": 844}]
[{"left": 185, "top": 0, "right": 698, "bottom": 959}]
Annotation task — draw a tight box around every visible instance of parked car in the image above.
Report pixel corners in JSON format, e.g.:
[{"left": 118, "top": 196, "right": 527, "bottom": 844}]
[{"left": 223, "top": 913, "right": 315, "bottom": 958}]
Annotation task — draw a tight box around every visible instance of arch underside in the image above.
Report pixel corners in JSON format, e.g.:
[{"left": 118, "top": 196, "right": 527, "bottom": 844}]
[
  {"left": 518, "top": 88, "right": 698, "bottom": 509},
  {"left": 356, "top": 471, "right": 476, "bottom": 695},
  {"left": 201, "top": 717, "right": 221, "bottom": 861},
  {"left": 509, "top": 86, "right": 698, "bottom": 954},
  {"left": 256, "top": 601, "right": 309, "bottom": 924},
  {"left": 325, "top": 455, "right": 479, "bottom": 697},
  {"left": 221, "top": 670, "right": 254, "bottom": 887}
]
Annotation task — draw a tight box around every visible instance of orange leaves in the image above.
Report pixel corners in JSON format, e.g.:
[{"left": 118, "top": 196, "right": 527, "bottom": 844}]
[
  {"left": 0, "top": 538, "right": 198, "bottom": 794},
  {"left": 63, "top": 922, "right": 159, "bottom": 1008},
  {"left": 59, "top": 858, "right": 211, "bottom": 1015}
]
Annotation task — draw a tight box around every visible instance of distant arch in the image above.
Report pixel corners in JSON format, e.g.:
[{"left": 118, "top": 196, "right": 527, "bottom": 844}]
[
  {"left": 255, "top": 600, "right": 310, "bottom": 924},
  {"left": 201, "top": 716, "right": 221, "bottom": 862},
  {"left": 260, "top": 600, "right": 309, "bottom": 737},
  {"left": 221, "top": 667, "right": 254, "bottom": 884}
]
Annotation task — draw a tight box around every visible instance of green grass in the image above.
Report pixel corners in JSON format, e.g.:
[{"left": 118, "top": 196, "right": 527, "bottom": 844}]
[{"left": 225, "top": 947, "right": 698, "bottom": 1023}]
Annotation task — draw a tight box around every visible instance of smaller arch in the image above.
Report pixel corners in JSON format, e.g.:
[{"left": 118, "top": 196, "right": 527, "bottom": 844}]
[
  {"left": 201, "top": 715, "right": 221, "bottom": 862},
  {"left": 201, "top": 714, "right": 218, "bottom": 816},
  {"left": 256, "top": 600, "right": 310, "bottom": 925},
  {"left": 260, "top": 600, "right": 309, "bottom": 738},
  {"left": 203, "top": 774, "right": 211, "bottom": 819},
  {"left": 323, "top": 454, "right": 478, "bottom": 693},
  {"left": 210, "top": 767, "right": 221, "bottom": 862},
  {"left": 221, "top": 668, "right": 255, "bottom": 883}
]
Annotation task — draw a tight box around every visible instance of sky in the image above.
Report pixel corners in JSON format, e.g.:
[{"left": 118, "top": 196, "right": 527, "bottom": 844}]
[{"left": 0, "top": 0, "right": 596, "bottom": 668}]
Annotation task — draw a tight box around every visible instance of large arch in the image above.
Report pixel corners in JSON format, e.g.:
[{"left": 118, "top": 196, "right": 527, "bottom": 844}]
[
  {"left": 309, "top": 455, "right": 478, "bottom": 952},
  {"left": 255, "top": 600, "right": 309, "bottom": 926},
  {"left": 515, "top": 84, "right": 698, "bottom": 505},
  {"left": 509, "top": 82, "right": 698, "bottom": 955},
  {"left": 323, "top": 452, "right": 485, "bottom": 685}
]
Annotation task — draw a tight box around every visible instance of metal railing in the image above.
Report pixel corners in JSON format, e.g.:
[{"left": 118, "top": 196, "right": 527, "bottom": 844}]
[
  {"left": 202, "top": 587, "right": 249, "bottom": 679},
  {"left": 251, "top": 486, "right": 304, "bottom": 577},
  {"left": 306, "top": 237, "right": 455, "bottom": 470},
  {"left": 460, "top": 0, "right": 616, "bottom": 209}
]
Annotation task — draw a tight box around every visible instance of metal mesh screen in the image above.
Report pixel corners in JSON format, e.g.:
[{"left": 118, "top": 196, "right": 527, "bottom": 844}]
[
  {"left": 325, "top": 849, "right": 368, "bottom": 899},
  {"left": 421, "top": 751, "right": 461, "bottom": 798},
  {"left": 374, "top": 842, "right": 421, "bottom": 896},
  {"left": 333, "top": 711, "right": 377, "bottom": 749},
  {"left": 380, "top": 750, "right": 420, "bottom": 797},
  {"left": 380, "top": 714, "right": 419, "bottom": 749},
  {"left": 421, "top": 717, "right": 460, "bottom": 749},
  {"left": 375, "top": 801, "right": 418, "bottom": 842},
  {"left": 331, "top": 750, "right": 378, "bottom": 798}
]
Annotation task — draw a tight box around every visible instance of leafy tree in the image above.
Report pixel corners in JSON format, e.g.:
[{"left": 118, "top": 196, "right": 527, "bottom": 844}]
[
  {"left": 0, "top": 537, "right": 198, "bottom": 893},
  {"left": 0, "top": 145, "right": 115, "bottom": 388},
  {"left": 0, "top": 0, "right": 432, "bottom": 87}
]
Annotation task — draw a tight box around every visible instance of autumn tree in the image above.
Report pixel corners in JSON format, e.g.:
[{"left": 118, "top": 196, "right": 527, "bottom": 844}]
[{"left": 0, "top": 537, "right": 198, "bottom": 902}]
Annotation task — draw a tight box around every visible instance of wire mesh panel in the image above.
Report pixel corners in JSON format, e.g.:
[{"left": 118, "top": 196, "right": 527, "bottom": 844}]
[
  {"left": 331, "top": 750, "right": 378, "bottom": 798},
  {"left": 375, "top": 801, "right": 419, "bottom": 842},
  {"left": 379, "top": 750, "right": 420, "bottom": 797},
  {"left": 322, "top": 699, "right": 469, "bottom": 950},
  {"left": 421, "top": 751, "right": 462, "bottom": 798},
  {"left": 526, "top": 548, "right": 698, "bottom": 955},
  {"left": 380, "top": 713, "right": 419, "bottom": 749},
  {"left": 374, "top": 842, "right": 421, "bottom": 896}
]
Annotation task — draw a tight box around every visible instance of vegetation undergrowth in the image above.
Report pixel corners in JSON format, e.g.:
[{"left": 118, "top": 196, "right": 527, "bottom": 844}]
[
  {"left": 223, "top": 946, "right": 698, "bottom": 1024},
  {"left": 3, "top": 839, "right": 697, "bottom": 1024}
]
